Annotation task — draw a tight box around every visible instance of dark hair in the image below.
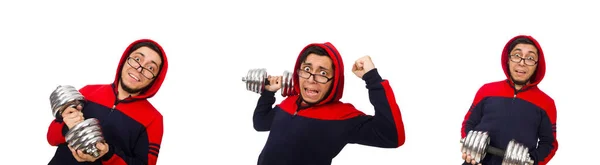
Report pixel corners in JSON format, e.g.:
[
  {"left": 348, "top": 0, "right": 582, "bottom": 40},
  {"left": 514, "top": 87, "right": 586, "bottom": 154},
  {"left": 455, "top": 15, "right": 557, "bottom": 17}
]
[
  {"left": 298, "top": 46, "right": 333, "bottom": 69},
  {"left": 508, "top": 38, "right": 538, "bottom": 54},
  {"left": 129, "top": 41, "right": 163, "bottom": 60}
]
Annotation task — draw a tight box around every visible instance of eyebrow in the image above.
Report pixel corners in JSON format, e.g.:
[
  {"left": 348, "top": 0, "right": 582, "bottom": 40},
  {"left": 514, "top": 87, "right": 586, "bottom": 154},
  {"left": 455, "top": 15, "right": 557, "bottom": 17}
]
[
  {"left": 133, "top": 52, "right": 159, "bottom": 67},
  {"left": 302, "top": 63, "right": 331, "bottom": 71},
  {"left": 512, "top": 48, "right": 538, "bottom": 56}
]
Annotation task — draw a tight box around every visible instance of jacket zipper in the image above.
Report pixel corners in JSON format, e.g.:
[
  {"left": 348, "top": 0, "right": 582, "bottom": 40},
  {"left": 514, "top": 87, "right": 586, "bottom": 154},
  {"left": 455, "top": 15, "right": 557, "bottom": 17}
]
[
  {"left": 109, "top": 100, "right": 118, "bottom": 117},
  {"left": 110, "top": 95, "right": 131, "bottom": 116}
]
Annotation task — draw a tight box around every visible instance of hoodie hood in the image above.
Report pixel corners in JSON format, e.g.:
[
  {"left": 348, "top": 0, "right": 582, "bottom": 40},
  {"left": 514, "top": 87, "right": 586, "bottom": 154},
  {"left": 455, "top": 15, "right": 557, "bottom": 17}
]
[
  {"left": 501, "top": 35, "right": 545, "bottom": 88},
  {"left": 291, "top": 42, "right": 345, "bottom": 106},
  {"left": 113, "top": 39, "right": 168, "bottom": 99}
]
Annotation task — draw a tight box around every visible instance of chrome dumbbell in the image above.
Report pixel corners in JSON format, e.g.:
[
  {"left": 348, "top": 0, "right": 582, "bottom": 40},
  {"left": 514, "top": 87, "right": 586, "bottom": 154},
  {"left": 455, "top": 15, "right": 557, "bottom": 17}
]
[
  {"left": 241, "top": 68, "right": 297, "bottom": 97},
  {"left": 50, "top": 85, "right": 105, "bottom": 158},
  {"left": 460, "top": 130, "right": 534, "bottom": 165}
]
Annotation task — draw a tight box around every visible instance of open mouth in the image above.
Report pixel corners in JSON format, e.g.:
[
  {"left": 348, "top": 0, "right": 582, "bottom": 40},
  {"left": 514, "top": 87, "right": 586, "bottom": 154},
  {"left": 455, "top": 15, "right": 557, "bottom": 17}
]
[
  {"left": 129, "top": 73, "right": 141, "bottom": 82},
  {"left": 303, "top": 88, "right": 320, "bottom": 97},
  {"left": 515, "top": 70, "right": 527, "bottom": 76}
]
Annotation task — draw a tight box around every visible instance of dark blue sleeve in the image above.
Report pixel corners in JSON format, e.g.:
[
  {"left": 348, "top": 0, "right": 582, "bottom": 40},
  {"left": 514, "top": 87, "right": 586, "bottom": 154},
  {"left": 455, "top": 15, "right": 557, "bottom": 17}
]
[
  {"left": 253, "top": 90, "right": 277, "bottom": 131},
  {"left": 463, "top": 101, "right": 484, "bottom": 136},
  {"left": 346, "top": 69, "right": 405, "bottom": 148},
  {"left": 530, "top": 111, "right": 555, "bottom": 165}
]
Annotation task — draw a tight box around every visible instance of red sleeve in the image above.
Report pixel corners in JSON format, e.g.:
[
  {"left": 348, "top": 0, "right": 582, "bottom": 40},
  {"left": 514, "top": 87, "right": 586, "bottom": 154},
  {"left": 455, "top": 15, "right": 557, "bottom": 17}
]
[{"left": 101, "top": 115, "right": 163, "bottom": 165}]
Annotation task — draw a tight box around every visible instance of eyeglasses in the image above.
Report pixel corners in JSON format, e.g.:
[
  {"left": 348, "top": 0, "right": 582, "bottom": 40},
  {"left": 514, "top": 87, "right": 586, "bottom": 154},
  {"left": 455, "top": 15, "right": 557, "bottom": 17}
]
[
  {"left": 126, "top": 57, "right": 157, "bottom": 79},
  {"left": 297, "top": 69, "right": 333, "bottom": 84},
  {"left": 509, "top": 54, "right": 538, "bottom": 66}
]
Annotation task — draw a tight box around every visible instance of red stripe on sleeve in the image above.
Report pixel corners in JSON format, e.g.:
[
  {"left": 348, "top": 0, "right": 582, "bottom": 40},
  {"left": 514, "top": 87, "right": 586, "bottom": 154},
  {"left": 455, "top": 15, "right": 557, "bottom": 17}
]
[{"left": 381, "top": 80, "right": 406, "bottom": 147}]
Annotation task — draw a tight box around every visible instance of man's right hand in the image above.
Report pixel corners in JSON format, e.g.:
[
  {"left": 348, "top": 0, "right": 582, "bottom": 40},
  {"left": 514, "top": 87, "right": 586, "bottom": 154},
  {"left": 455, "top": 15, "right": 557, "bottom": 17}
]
[
  {"left": 62, "top": 104, "right": 84, "bottom": 129},
  {"left": 462, "top": 152, "right": 482, "bottom": 165},
  {"left": 265, "top": 75, "right": 282, "bottom": 92}
]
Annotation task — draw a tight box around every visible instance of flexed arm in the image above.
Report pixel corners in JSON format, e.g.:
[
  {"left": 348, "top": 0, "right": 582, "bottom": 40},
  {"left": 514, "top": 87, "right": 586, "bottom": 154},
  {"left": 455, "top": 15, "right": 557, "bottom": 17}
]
[{"left": 346, "top": 56, "right": 405, "bottom": 148}]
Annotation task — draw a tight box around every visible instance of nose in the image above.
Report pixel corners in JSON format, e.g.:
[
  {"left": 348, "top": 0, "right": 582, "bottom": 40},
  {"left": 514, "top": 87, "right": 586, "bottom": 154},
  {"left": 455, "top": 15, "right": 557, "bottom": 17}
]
[
  {"left": 518, "top": 59, "right": 526, "bottom": 66},
  {"left": 306, "top": 75, "right": 317, "bottom": 83},
  {"left": 136, "top": 66, "right": 143, "bottom": 72}
]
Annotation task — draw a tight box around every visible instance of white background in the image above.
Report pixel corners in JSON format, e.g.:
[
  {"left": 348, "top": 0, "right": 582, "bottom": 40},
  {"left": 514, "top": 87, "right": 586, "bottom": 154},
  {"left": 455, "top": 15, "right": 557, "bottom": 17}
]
[{"left": 0, "top": 0, "right": 596, "bottom": 164}]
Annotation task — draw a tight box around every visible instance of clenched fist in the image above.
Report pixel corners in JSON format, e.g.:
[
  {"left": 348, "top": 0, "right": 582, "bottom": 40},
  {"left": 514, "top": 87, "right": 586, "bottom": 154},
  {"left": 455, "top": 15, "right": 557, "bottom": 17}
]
[
  {"left": 265, "top": 75, "right": 282, "bottom": 92},
  {"left": 62, "top": 104, "right": 84, "bottom": 129},
  {"left": 352, "top": 55, "right": 376, "bottom": 79}
]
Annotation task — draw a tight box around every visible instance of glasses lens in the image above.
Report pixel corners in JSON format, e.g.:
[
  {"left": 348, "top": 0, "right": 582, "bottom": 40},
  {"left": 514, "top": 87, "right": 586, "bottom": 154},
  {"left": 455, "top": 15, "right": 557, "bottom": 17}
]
[
  {"left": 298, "top": 70, "right": 310, "bottom": 78},
  {"left": 510, "top": 56, "right": 521, "bottom": 63},
  {"left": 128, "top": 58, "right": 140, "bottom": 68},
  {"left": 525, "top": 60, "right": 536, "bottom": 66},
  {"left": 142, "top": 70, "right": 155, "bottom": 79},
  {"left": 314, "top": 75, "right": 328, "bottom": 83}
]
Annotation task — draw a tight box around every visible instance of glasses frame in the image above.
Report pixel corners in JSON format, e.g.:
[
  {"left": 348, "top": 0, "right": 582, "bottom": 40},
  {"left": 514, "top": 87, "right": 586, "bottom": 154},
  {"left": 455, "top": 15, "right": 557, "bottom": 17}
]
[
  {"left": 126, "top": 57, "right": 157, "bottom": 79},
  {"left": 297, "top": 69, "right": 333, "bottom": 84},
  {"left": 509, "top": 54, "right": 538, "bottom": 66}
]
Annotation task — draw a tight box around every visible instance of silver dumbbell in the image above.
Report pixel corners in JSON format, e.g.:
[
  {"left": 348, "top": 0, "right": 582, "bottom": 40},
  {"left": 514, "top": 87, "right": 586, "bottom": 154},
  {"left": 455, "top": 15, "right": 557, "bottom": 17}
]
[
  {"left": 242, "top": 68, "right": 297, "bottom": 97},
  {"left": 460, "top": 130, "right": 534, "bottom": 165},
  {"left": 50, "top": 85, "right": 105, "bottom": 158}
]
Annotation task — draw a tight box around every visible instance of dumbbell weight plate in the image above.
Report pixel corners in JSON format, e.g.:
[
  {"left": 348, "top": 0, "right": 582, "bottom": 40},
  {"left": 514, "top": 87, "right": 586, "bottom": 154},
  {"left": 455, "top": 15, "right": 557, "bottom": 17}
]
[
  {"left": 281, "top": 70, "right": 293, "bottom": 96},
  {"left": 65, "top": 118, "right": 105, "bottom": 158},
  {"left": 50, "top": 85, "right": 85, "bottom": 119},
  {"left": 503, "top": 140, "right": 533, "bottom": 165},
  {"left": 461, "top": 130, "right": 489, "bottom": 163}
]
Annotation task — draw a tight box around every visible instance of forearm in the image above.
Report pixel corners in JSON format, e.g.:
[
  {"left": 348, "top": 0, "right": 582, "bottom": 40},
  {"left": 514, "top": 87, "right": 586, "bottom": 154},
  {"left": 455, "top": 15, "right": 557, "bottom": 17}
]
[
  {"left": 100, "top": 145, "right": 155, "bottom": 165},
  {"left": 531, "top": 114, "right": 558, "bottom": 165},
  {"left": 47, "top": 119, "right": 69, "bottom": 146},
  {"left": 531, "top": 137, "right": 555, "bottom": 165},
  {"left": 253, "top": 90, "right": 277, "bottom": 131},
  {"left": 101, "top": 117, "right": 163, "bottom": 165},
  {"left": 531, "top": 139, "right": 556, "bottom": 165}
]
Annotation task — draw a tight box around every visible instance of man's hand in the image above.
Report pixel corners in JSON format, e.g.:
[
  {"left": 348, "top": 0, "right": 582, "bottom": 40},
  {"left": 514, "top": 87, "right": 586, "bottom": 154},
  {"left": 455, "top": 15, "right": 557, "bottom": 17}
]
[
  {"left": 352, "top": 55, "right": 376, "bottom": 79},
  {"left": 62, "top": 104, "right": 84, "bottom": 129},
  {"left": 69, "top": 142, "right": 110, "bottom": 162},
  {"left": 462, "top": 152, "right": 482, "bottom": 165},
  {"left": 265, "top": 75, "right": 282, "bottom": 92}
]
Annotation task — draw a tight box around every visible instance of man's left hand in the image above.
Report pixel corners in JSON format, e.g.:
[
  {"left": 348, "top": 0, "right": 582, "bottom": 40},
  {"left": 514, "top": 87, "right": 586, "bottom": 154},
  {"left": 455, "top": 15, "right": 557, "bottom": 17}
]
[
  {"left": 352, "top": 55, "right": 376, "bottom": 79},
  {"left": 70, "top": 142, "right": 110, "bottom": 162}
]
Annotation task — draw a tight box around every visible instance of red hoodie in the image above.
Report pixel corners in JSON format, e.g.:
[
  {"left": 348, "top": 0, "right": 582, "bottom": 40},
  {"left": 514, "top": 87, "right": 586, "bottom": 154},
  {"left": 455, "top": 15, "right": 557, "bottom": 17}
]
[
  {"left": 46, "top": 39, "right": 168, "bottom": 165},
  {"left": 461, "top": 35, "right": 558, "bottom": 165},
  {"left": 252, "top": 42, "right": 405, "bottom": 165}
]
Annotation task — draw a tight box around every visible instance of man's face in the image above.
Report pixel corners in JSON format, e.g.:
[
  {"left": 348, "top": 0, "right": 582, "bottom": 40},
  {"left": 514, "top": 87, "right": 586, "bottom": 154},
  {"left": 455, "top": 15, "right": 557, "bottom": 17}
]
[
  {"left": 298, "top": 53, "right": 334, "bottom": 104},
  {"left": 508, "top": 43, "right": 538, "bottom": 85},
  {"left": 120, "top": 46, "right": 162, "bottom": 93}
]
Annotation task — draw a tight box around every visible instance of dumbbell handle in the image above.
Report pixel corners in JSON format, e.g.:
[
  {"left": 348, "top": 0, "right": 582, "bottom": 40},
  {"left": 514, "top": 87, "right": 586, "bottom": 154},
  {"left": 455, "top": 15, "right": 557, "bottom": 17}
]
[
  {"left": 488, "top": 146, "right": 534, "bottom": 165},
  {"left": 241, "top": 77, "right": 273, "bottom": 85},
  {"left": 485, "top": 145, "right": 505, "bottom": 157}
]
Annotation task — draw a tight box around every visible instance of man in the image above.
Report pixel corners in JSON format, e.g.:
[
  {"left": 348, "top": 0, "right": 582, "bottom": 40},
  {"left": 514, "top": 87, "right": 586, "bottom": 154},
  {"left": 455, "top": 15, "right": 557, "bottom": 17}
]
[
  {"left": 46, "top": 39, "right": 168, "bottom": 165},
  {"left": 252, "top": 42, "right": 406, "bottom": 165},
  {"left": 460, "top": 35, "right": 558, "bottom": 165}
]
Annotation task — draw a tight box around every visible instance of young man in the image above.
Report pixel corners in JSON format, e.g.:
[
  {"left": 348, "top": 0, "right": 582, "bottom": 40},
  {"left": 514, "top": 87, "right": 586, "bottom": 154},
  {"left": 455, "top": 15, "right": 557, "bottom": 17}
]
[
  {"left": 46, "top": 39, "right": 169, "bottom": 165},
  {"left": 460, "top": 35, "right": 558, "bottom": 165},
  {"left": 252, "top": 42, "right": 406, "bottom": 165}
]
